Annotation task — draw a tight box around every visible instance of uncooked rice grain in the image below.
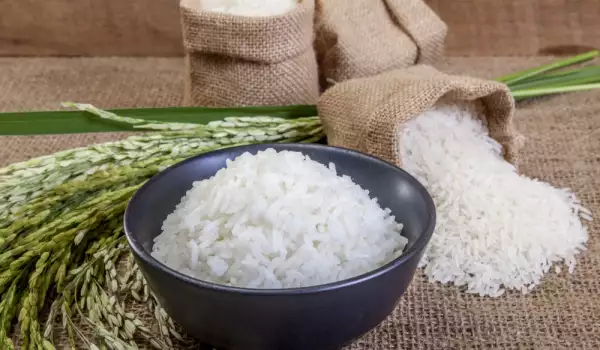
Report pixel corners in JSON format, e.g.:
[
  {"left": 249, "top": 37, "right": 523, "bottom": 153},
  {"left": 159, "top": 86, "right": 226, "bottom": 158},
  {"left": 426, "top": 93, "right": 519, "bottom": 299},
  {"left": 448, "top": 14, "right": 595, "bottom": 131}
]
[
  {"left": 399, "top": 103, "right": 590, "bottom": 297},
  {"left": 152, "top": 149, "right": 407, "bottom": 289},
  {"left": 198, "top": 0, "right": 298, "bottom": 16}
]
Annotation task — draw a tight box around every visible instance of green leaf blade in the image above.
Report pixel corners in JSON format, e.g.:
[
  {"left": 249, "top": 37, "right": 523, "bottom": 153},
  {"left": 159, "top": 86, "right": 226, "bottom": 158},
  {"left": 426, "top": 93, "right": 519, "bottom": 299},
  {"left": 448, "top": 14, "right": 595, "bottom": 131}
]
[
  {"left": 496, "top": 50, "right": 599, "bottom": 85},
  {"left": 0, "top": 105, "right": 318, "bottom": 136}
]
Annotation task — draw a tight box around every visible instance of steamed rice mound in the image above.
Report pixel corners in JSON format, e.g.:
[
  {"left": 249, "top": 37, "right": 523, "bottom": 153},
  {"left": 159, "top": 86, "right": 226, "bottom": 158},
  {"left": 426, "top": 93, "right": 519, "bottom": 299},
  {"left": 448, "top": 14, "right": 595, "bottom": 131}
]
[{"left": 151, "top": 148, "right": 407, "bottom": 289}]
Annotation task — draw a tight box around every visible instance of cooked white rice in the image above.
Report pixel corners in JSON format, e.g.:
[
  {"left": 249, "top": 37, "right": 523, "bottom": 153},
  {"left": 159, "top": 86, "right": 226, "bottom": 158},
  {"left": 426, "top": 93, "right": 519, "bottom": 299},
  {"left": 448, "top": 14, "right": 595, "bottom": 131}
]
[
  {"left": 400, "top": 103, "right": 590, "bottom": 297},
  {"left": 151, "top": 149, "right": 407, "bottom": 289}
]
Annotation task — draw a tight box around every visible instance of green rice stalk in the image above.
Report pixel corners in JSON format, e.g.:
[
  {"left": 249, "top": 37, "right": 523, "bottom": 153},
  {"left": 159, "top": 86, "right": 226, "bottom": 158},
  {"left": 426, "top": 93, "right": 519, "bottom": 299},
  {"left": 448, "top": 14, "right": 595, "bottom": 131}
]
[
  {"left": 0, "top": 272, "right": 23, "bottom": 350},
  {"left": 0, "top": 115, "right": 322, "bottom": 222},
  {"left": 0, "top": 105, "right": 323, "bottom": 349},
  {"left": 18, "top": 252, "right": 50, "bottom": 349}
]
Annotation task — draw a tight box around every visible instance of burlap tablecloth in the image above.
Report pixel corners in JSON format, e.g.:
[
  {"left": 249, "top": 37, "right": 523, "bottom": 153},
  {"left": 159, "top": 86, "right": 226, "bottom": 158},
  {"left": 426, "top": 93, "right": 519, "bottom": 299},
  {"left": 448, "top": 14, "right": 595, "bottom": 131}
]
[{"left": 0, "top": 57, "right": 598, "bottom": 349}]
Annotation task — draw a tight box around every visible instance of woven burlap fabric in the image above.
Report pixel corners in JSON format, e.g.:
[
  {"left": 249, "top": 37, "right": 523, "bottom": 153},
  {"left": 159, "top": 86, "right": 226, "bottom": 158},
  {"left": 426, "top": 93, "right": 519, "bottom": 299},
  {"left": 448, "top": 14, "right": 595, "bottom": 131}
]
[
  {"left": 1, "top": 0, "right": 599, "bottom": 58},
  {"left": 0, "top": 57, "right": 184, "bottom": 167},
  {"left": 180, "top": 0, "right": 319, "bottom": 107},
  {"left": 0, "top": 57, "right": 184, "bottom": 113},
  {"left": 0, "top": 57, "right": 599, "bottom": 349},
  {"left": 385, "top": 0, "right": 447, "bottom": 64},
  {"left": 318, "top": 65, "right": 519, "bottom": 168},
  {"left": 315, "top": 0, "right": 446, "bottom": 88},
  {"left": 427, "top": 0, "right": 600, "bottom": 57},
  {"left": 0, "top": 0, "right": 184, "bottom": 57}
]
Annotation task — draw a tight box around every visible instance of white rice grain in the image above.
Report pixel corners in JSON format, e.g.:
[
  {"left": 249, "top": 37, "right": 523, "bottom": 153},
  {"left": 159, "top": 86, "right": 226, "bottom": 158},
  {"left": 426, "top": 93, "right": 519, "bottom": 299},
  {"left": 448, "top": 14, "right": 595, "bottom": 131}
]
[
  {"left": 152, "top": 149, "right": 407, "bottom": 289},
  {"left": 198, "top": 0, "right": 298, "bottom": 16},
  {"left": 399, "top": 103, "right": 590, "bottom": 297}
]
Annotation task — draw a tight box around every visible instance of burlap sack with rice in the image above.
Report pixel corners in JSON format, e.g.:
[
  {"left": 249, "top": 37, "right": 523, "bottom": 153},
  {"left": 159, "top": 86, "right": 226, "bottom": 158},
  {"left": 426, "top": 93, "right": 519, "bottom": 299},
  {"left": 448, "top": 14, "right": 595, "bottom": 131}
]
[
  {"left": 180, "top": 0, "right": 319, "bottom": 107},
  {"left": 315, "top": 0, "right": 447, "bottom": 88},
  {"left": 318, "top": 65, "right": 521, "bottom": 167}
]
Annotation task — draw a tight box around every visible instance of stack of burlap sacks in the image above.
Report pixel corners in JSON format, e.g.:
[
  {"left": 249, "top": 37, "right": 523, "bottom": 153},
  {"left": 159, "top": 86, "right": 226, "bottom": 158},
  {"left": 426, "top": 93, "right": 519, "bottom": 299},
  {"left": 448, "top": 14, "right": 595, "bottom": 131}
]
[
  {"left": 1, "top": 0, "right": 599, "bottom": 348},
  {"left": 181, "top": 0, "right": 519, "bottom": 166}
]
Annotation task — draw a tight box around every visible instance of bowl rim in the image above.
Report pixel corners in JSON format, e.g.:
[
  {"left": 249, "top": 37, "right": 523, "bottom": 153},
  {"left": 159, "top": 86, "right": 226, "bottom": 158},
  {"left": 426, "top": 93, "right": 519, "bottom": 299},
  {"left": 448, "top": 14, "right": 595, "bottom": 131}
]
[{"left": 124, "top": 143, "right": 436, "bottom": 295}]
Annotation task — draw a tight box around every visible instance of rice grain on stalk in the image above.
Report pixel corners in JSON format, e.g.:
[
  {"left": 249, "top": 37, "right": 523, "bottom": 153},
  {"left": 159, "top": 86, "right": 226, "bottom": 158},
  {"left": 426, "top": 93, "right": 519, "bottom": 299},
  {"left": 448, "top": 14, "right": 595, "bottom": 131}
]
[{"left": 0, "top": 105, "right": 324, "bottom": 349}]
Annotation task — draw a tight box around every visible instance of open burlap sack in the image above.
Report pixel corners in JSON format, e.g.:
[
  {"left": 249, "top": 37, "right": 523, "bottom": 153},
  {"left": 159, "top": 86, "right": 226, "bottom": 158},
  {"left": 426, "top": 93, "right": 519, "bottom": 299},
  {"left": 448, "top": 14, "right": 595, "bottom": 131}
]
[
  {"left": 180, "top": 0, "right": 319, "bottom": 107},
  {"left": 315, "top": 0, "right": 447, "bottom": 89},
  {"left": 318, "top": 65, "right": 520, "bottom": 167}
]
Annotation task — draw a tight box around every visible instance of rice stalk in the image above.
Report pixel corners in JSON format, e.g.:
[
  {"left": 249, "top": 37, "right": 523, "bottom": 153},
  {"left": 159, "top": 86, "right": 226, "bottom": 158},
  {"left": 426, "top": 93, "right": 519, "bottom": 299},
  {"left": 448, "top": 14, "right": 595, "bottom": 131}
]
[{"left": 0, "top": 105, "right": 323, "bottom": 349}]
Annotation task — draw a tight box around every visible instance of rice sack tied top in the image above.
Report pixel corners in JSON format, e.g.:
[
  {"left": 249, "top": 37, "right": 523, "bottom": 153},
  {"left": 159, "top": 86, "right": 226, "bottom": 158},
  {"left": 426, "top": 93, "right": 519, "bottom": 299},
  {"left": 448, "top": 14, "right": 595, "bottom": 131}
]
[
  {"left": 315, "top": 0, "right": 447, "bottom": 89},
  {"left": 151, "top": 149, "right": 407, "bottom": 289}
]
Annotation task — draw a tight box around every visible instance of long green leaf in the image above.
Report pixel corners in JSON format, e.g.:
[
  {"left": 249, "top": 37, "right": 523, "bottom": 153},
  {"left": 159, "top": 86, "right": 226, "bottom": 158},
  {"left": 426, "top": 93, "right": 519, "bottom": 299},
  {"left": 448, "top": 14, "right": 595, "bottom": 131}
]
[
  {"left": 511, "top": 83, "right": 600, "bottom": 100},
  {"left": 511, "top": 65, "right": 600, "bottom": 84},
  {"left": 508, "top": 67, "right": 600, "bottom": 91},
  {"left": 0, "top": 105, "right": 318, "bottom": 136},
  {"left": 496, "top": 50, "right": 599, "bottom": 85}
]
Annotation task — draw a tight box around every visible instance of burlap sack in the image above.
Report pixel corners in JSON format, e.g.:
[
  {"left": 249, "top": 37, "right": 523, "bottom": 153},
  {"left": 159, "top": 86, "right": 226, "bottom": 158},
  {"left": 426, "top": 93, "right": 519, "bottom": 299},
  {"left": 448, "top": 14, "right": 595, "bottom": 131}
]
[
  {"left": 180, "top": 0, "right": 319, "bottom": 107},
  {"left": 318, "top": 65, "right": 520, "bottom": 167},
  {"left": 315, "top": 0, "right": 447, "bottom": 88}
]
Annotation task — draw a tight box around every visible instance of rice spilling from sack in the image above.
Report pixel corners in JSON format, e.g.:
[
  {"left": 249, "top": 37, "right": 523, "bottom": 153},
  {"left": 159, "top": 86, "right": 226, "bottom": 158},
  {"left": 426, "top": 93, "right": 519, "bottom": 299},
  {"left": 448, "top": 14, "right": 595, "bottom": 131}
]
[
  {"left": 152, "top": 149, "right": 407, "bottom": 289},
  {"left": 400, "top": 103, "right": 590, "bottom": 297},
  {"left": 198, "top": 0, "right": 298, "bottom": 16}
]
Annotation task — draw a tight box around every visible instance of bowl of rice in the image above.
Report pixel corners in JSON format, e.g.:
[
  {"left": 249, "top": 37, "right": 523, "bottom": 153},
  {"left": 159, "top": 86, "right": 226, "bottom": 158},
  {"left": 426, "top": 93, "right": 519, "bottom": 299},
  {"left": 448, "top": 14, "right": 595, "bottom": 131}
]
[{"left": 124, "top": 143, "right": 435, "bottom": 350}]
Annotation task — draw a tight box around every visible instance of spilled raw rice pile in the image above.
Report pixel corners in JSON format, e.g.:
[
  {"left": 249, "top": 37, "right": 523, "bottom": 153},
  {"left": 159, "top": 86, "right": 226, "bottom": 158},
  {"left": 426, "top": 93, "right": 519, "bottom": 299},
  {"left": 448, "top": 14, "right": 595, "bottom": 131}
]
[
  {"left": 152, "top": 149, "right": 407, "bottom": 289},
  {"left": 400, "top": 103, "right": 591, "bottom": 297}
]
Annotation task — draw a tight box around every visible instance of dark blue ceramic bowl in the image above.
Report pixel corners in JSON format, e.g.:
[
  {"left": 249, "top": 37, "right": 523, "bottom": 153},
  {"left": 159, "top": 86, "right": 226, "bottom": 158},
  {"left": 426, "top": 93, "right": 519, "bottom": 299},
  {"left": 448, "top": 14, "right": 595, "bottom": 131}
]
[{"left": 124, "top": 143, "right": 435, "bottom": 350}]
